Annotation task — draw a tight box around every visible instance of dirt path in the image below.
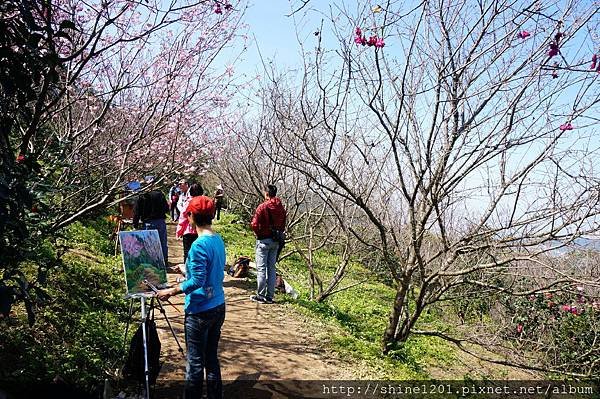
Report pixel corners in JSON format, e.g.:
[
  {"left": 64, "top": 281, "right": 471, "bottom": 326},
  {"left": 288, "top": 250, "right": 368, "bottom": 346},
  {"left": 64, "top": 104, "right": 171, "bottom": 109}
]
[{"left": 153, "top": 222, "right": 353, "bottom": 398}]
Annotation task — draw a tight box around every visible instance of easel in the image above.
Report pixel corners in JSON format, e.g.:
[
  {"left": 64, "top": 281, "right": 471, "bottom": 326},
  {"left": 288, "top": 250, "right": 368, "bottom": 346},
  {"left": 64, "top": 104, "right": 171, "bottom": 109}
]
[
  {"left": 124, "top": 292, "right": 184, "bottom": 399},
  {"left": 113, "top": 200, "right": 135, "bottom": 255}
]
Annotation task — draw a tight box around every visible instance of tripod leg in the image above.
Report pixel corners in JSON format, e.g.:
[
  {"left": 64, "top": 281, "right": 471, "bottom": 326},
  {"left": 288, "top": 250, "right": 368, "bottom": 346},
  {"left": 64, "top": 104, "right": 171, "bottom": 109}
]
[
  {"left": 141, "top": 296, "right": 151, "bottom": 399},
  {"left": 155, "top": 298, "right": 185, "bottom": 355},
  {"left": 122, "top": 298, "right": 135, "bottom": 352}
]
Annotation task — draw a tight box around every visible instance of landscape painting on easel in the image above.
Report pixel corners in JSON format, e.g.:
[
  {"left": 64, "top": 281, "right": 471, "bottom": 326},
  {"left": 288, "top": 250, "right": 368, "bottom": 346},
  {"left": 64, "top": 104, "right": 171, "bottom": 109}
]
[{"left": 119, "top": 230, "right": 167, "bottom": 295}]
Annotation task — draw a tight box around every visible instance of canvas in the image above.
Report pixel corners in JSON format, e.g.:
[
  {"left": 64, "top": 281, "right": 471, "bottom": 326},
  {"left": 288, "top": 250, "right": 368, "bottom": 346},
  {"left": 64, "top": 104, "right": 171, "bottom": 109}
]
[{"left": 119, "top": 230, "right": 167, "bottom": 295}]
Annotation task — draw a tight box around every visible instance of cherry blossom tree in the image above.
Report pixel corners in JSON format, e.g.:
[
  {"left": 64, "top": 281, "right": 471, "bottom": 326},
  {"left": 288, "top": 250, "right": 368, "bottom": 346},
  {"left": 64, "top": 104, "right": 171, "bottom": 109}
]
[{"left": 0, "top": 0, "right": 247, "bottom": 321}]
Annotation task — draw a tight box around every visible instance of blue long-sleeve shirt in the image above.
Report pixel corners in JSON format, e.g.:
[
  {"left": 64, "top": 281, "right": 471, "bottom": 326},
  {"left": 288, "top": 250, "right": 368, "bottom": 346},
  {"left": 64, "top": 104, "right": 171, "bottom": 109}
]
[{"left": 179, "top": 233, "right": 225, "bottom": 313}]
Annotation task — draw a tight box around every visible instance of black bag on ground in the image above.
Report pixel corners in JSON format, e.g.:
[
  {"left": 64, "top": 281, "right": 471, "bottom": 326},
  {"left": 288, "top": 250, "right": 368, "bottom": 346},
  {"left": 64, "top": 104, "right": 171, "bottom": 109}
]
[{"left": 123, "top": 306, "right": 161, "bottom": 386}]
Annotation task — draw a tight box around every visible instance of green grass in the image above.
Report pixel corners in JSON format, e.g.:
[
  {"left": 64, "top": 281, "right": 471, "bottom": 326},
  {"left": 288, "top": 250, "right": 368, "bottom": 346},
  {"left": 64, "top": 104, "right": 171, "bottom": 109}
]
[
  {"left": 213, "top": 212, "right": 256, "bottom": 265},
  {"left": 214, "top": 212, "right": 458, "bottom": 379},
  {"left": 0, "top": 218, "right": 130, "bottom": 394}
]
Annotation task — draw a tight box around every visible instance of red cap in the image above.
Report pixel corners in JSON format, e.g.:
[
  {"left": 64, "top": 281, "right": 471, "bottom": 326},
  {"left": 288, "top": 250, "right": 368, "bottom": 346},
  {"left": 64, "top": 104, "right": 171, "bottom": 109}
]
[{"left": 186, "top": 196, "right": 216, "bottom": 219}]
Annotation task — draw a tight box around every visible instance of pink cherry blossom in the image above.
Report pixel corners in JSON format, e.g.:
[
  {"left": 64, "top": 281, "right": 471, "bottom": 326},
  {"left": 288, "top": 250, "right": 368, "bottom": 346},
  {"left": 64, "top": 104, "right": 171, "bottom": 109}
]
[
  {"left": 561, "top": 304, "right": 571, "bottom": 312},
  {"left": 375, "top": 38, "right": 385, "bottom": 48},
  {"left": 516, "top": 324, "right": 523, "bottom": 334},
  {"left": 214, "top": 4, "right": 222, "bottom": 14},
  {"left": 355, "top": 27, "right": 362, "bottom": 36},
  {"left": 517, "top": 30, "right": 530, "bottom": 39},
  {"left": 367, "top": 36, "right": 377, "bottom": 47},
  {"left": 555, "top": 32, "right": 563, "bottom": 43},
  {"left": 591, "top": 54, "right": 597, "bottom": 70},
  {"left": 559, "top": 123, "right": 573, "bottom": 131},
  {"left": 548, "top": 43, "right": 559, "bottom": 58},
  {"left": 224, "top": 3, "right": 233, "bottom": 10},
  {"left": 354, "top": 35, "right": 363, "bottom": 45}
]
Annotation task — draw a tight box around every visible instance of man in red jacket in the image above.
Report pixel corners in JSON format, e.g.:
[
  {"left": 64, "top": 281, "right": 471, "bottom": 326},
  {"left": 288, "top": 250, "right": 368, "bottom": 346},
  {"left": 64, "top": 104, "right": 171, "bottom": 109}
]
[{"left": 250, "top": 184, "right": 286, "bottom": 304}]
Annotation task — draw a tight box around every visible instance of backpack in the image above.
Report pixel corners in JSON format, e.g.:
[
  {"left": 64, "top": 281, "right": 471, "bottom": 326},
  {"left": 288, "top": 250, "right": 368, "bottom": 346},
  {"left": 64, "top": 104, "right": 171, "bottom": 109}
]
[
  {"left": 266, "top": 208, "right": 286, "bottom": 248},
  {"left": 228, "top": 256, "right": 251, "bottom": 278},
  {"left": 123, "top": 305, "right": 161, "bottom": 386}
]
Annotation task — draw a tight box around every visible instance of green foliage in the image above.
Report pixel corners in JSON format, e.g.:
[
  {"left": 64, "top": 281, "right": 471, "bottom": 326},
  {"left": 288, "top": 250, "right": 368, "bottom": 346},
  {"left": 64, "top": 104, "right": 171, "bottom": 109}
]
[
  {"left": 62, "top": 218, "right": 116, "bottom": 256},
  {"left": 506, "top": 290, "right": 600, "bottom": 376},
  {"left": 0, "top": 220, "right": 129, "bottom": 392}
]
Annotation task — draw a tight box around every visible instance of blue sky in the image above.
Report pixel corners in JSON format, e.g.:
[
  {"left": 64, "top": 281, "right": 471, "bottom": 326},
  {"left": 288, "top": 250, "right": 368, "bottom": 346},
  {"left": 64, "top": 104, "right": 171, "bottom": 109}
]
[{"left": 237, "top": 1, "right": 303, "bottom": 76}]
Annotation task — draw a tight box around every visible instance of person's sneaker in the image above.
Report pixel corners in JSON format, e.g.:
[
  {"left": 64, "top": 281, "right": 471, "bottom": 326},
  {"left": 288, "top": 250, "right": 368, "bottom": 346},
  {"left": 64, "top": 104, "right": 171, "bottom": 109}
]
[
  {"left": 265, "top": 297, "right": 275, "bottom": 304},
  {"left": 250, "top": 295, "right": 268, "bottom": 303}
]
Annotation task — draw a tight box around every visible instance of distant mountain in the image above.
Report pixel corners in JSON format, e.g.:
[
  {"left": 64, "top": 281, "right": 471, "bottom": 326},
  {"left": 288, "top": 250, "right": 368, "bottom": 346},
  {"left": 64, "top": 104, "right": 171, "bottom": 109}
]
[{"left": 543, "top": 237, "right": 600, "bottom": 256}]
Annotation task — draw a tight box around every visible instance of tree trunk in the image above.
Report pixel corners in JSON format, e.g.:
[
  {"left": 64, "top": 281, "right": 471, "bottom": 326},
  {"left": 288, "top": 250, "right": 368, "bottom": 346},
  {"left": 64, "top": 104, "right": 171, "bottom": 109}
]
[{"left": 382, "top": 280, "right": 409, "bottom": 353}]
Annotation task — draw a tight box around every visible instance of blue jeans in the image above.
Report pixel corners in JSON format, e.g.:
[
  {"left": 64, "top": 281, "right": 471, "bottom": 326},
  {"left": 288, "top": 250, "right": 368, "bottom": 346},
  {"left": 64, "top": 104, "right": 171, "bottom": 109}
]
[
  {"left": 143, "top": 219, "right": 168, "bottom": 265},
  {"left": 255, "top": 238, "right": 279, "bottom": 300},
  {"left": 184, "top": 303, "right": 226, "bottom": 399}
]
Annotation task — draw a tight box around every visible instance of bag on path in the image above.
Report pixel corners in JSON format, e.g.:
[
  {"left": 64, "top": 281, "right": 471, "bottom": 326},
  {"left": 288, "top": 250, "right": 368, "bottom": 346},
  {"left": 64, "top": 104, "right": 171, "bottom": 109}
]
[
  {"left": 228, "top": 256, "right": 251, "bottom": 278},
  {"left": 123, "top": 306, "right": 161, "bottom": 386}
]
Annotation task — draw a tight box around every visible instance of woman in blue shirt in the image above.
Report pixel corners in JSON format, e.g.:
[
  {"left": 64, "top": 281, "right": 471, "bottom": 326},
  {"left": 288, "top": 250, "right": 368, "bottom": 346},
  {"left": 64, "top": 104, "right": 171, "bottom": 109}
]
[{"left": 158, "top": 195, "right": 225, "bottom": 399}]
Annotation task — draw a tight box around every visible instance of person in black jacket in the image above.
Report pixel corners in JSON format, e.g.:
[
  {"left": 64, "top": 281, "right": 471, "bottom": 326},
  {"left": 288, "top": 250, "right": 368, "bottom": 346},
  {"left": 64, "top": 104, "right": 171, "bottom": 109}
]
[{"left": 133, "top": 190, "right": 170, "bottom": 264}]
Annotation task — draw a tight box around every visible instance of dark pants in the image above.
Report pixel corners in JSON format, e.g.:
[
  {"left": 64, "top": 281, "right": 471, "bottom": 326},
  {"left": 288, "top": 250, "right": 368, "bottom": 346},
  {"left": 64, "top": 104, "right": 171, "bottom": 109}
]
[
  {"left": 183, "top": 234, "right": 198, "bottom": 264},
  {"left": 184, "top": 303, "right": 226, "bottom": 399},
  {"left": 170, "top": 202, "right": 179, "bottom": 221}
]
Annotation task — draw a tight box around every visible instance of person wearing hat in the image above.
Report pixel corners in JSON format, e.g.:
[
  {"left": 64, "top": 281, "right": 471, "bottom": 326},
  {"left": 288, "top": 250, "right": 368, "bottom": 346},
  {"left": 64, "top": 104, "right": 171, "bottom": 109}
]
[
  {"left": 158, "top": 195, "right": 226, "bottom": 399},
  {"left": 214, "top": 184, "right": 224, "bottom": 221}
]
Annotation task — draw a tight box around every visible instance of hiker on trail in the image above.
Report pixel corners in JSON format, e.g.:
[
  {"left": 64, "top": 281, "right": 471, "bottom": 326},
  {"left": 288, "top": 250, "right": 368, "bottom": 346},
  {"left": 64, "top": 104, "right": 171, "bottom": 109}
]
[
  {"left": 250, "top": 184, "right": 286, "bottom": 304},
  {"left": 168, "top": 182, "right": 180, "bottom": 222},
  {"left": 177, "top": 179, "right": 190, "bottom": 216},
  {"left": 214, "top": 184, "right": 224, "bottom": 221},
  {"left": 176, "top": 183, "right": 204, "bottom": 264},
  {"left": 157, "top": 196, "right": 226, "bottom": 399},
  {"left": 133, "top": 189, "right": 170, "bottom": 264}
]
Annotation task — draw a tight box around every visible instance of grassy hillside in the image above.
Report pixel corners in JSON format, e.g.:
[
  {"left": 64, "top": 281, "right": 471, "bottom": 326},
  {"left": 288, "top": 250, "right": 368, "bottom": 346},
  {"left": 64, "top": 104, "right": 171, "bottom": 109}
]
[
  {"left": 0, "top": 218, "right": 129, "bottom": 395},
  {"left": 214, "top": 213, "right": 462, "bottom": 379}
]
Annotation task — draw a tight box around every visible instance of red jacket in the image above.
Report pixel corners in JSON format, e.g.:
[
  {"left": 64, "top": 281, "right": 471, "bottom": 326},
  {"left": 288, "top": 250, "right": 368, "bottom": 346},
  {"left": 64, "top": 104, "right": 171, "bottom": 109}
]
[{"left": 251, "top": 197, "right": 286, "bottom": 239}]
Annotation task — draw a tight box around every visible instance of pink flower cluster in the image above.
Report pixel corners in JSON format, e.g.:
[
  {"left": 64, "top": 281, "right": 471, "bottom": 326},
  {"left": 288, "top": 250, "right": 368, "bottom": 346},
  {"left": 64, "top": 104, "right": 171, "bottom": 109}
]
[
  {"left": 560, "top": 304, "right": 584, "bottom": 315},
  {"left": 214, "top": 2, "right": 233, "bottom": 14},
  {"left": 548, "top": 32, "right": 562, "bottom": 58},
  {"left": 559, "top": 123, "right": 573, "bottom": 131},
  {"left": 591, "top": 54, "right": 600, "bottom": 72},
  {"left": 517, "top": 30, "right": 530, "bottom": 39},
  {"left": 354, "top": 27, "right": 385, "bottom": 48}
]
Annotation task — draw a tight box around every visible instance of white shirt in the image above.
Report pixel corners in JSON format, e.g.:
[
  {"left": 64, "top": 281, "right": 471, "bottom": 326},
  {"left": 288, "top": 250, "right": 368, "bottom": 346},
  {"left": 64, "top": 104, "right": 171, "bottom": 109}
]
[{"left": 177, "top": 190, "right": 190, "bottom": 213}]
